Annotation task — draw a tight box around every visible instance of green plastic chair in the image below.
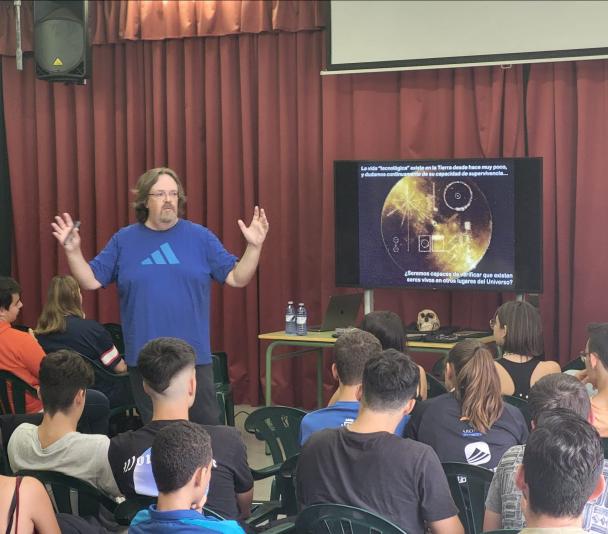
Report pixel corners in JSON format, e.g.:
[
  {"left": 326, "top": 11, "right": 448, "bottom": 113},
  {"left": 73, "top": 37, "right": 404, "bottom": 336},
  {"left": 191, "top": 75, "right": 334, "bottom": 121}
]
[
  {"left": 295, "top": 503, "right": 407, "bottom": 533},
  {"left": 0, "top": 371, "right": 38, "bottom": 414},
  {"left": 247, "top": 453, "right": 300, "bottom": 526},
  {"left": 212, "top": 352, "right": 235, "bottom": 426},
  {"left": 502, "top": 395, "right": 532, "bottom": 431},
  {"left": 442, "top": 462, "right": 494, "bottom": 534},
  {"left": 244, "top": 406, "right": 306, "bottom": 501},
  {"left": 426, "top": 372, "right": 448, "bottom": 398},
  {"left": 17, "top": 469, "right": 117, "bottom": 517}
]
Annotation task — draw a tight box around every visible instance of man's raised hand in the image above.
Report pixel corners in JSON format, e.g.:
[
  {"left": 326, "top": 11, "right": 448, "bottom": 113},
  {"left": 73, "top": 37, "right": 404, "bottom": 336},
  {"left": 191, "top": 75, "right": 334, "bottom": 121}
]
[
  {"left": 51, "top": 213, "right": 81, "bottom": 252},
  {"left": 237, "top": 206, "right": 269, "bottom": 248}
]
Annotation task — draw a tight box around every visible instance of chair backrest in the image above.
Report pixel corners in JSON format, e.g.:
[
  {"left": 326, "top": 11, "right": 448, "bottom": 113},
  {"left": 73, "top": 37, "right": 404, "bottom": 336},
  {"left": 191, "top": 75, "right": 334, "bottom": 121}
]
[
  {"left": 277, "top": 454, "right": 299, "bottom": 517},
  {"left": 211, "top": 351, "right": 230, "bottom": 386},
  {"left": 17, "top": 469, "right": 117, "bottom": 517},
  {"left": 244, "top": 406, "right": 307, "bottom": 465},
  {"left": 601, "top": 438, "right": 608, "bottom": 460},
  {"left": 102, "top": 323, "right": 125, "bottom": 355},
  {"left": 0, "top": 371, "right": 38, "bottom": 414},
  {"left": 442, "top": 462, "right": 494, "bottom": 534},
  {"left": 295, "top": 503, "right": 407, "bottom": 534},
  {"left": 502, "top": 395, "right": 532, "bottom": 430},
  {"left": 426, "top": 372, "right": 448, "bottom": 398}
]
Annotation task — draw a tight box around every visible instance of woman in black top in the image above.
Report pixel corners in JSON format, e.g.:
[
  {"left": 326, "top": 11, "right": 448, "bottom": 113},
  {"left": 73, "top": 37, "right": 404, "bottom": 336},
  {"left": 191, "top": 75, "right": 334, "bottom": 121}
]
[
  {"left": 491, "top": 301, "right": 560, "bottom": 399},
  {"left": 35, "top": 275, "right": 132, "bottom": 407},
  {"left": 406, "top": 339, "right": 528, "bottom": 469}
]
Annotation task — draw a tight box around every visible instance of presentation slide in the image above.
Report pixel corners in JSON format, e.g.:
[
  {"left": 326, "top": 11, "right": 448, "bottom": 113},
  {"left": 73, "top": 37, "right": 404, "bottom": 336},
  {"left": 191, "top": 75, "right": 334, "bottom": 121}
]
[{"left": 357, "top": 160, "right": 515, "bottom": 290}]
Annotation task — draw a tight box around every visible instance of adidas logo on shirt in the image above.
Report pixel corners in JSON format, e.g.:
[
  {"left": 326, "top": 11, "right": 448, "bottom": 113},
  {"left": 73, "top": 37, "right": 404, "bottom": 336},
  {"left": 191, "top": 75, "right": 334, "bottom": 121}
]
[
  {"left": 141, "top": 243, "right": 180, "bottom": 265},
  {"left": 464, "top": 441, "right": 491, "bottom": 466}
]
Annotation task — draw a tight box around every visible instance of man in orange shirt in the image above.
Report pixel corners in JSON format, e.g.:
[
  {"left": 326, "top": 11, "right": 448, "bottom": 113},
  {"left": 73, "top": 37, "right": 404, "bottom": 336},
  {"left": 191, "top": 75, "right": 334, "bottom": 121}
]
[{"left": 0, "top": 277, "right": 44, "bottom": 412}]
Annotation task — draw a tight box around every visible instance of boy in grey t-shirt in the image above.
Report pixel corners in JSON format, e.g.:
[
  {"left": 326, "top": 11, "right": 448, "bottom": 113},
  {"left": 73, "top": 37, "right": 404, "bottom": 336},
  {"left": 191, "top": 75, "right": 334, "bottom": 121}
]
[{"left": 8, "top": 350, "right": 121, "bottom": 499}]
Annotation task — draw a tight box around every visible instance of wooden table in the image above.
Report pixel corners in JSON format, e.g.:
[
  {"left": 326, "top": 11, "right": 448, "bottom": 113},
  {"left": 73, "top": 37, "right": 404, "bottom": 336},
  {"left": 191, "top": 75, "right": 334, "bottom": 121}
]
[{"left": 258, "top": 330, "right": 494, "bottom": 407}]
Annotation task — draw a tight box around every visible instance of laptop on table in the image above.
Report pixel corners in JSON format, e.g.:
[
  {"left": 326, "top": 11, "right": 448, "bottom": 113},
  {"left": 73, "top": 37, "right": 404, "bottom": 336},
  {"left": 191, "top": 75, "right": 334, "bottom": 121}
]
[{"left": 308, "top": 293, "right": 364, "bottom": 332}]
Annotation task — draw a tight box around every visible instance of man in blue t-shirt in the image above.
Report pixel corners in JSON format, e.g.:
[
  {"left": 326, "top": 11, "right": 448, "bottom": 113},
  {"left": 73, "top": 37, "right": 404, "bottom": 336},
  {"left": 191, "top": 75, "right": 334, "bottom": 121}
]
[
  {"left": 129, "top": 420, "right": 245, "bottom": 533},
  {"left": 299, "top": 329, "right": 410, "bottom": 445},
  {"left": 52, "top": 167, "right": 269, "bottom": 424}
]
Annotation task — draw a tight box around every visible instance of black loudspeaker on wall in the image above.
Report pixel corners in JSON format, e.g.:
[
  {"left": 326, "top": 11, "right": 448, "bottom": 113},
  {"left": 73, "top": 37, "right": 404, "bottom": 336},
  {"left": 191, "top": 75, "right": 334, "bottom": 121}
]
[{"left": 33, "top": 0, "right": 90, "bottom": 83}]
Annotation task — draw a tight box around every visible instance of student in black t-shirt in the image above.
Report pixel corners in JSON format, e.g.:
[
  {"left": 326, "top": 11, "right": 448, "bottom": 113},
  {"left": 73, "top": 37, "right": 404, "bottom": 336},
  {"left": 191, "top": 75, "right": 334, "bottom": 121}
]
[
  {"left": 107, "top": 337, "right": 253, "bottom": 520},
  {"left": 406, "top": 339, "right": 528, "bottom": 470},
  {"left": 35, "top": 275, "right": 132, "bottom": 407},
  {"left": 297, "top": 349, "right": 463, "bottom": 534}
]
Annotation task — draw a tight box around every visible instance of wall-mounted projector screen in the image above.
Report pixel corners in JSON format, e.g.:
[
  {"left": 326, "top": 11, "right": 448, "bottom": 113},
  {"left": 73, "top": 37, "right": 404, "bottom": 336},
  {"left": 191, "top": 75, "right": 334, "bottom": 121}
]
[
  {"left": 334, "top": 158, "right": 543, "bottom": 293},
  {"left": 326, "top": 1, "right": 608, "bottom": 73}
]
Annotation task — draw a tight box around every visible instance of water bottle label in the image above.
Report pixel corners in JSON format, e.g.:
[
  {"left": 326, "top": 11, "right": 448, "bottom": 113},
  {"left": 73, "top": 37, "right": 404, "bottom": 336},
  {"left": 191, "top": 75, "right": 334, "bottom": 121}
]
[
  {"left": 285, "top": 314, "right": 294, "bottom": 321},
  {"left": 296, "top": 317, "right": 307, "bottom": 324}
]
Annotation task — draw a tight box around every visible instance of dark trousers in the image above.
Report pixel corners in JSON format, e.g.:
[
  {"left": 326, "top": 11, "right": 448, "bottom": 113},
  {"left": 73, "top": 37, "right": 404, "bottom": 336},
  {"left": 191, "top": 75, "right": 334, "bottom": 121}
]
[{"left": 128, "top": 364, "right": 220, "bottom": 425}]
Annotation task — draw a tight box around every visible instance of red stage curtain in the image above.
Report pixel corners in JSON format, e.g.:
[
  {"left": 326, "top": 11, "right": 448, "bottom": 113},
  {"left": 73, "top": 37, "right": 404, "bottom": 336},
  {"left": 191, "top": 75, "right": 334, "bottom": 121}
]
[
  {"left": 3, "top": 0, "right": 608, "bottom": 405},
  {"left": 0, "top": 0, "right": 324, "bottom": 54},
  {"left": 1, "top": 30, "right": 324, "bottom": 406},
  {"left": 527, "top": 60, "right": 608, "bottom": 364}
]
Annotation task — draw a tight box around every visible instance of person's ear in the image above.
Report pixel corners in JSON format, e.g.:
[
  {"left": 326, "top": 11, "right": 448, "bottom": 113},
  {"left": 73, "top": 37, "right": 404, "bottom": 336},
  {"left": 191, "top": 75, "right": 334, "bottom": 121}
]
[
  {"left": 189, "top": 368, "right": 197, "bottom": 397},
  {"left": 403, "top": 398, "right": 416, "bottom": 415},
  {"left": 515, "top": 464, "right": 527, "bottom": 493},
  {"left": 590, "top": 353, "right": 600, "bottom": 370},
  {"left": 74, "top": 388, "right": 86, "bottom": 407},
  {"left": 355, "top": 384, "right": 363, "bottom": 401},
  {"left": 331, "top": 363, "right": 338, "bottom": 382},
  {"left": 142, "top": 380, "right": 151, "bottom": 397},
  {"left": 589, "top": 471, "right": 606, "bottom": 502},
  {"left": 444, "top": 362, "right": 453, "bottom": 382}
]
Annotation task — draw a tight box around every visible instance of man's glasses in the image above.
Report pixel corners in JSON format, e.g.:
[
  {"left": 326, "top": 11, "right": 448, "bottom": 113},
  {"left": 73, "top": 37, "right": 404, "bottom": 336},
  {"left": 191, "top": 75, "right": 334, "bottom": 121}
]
[{"left": 148, "top": 190, "right": 179, "bottom": 199}]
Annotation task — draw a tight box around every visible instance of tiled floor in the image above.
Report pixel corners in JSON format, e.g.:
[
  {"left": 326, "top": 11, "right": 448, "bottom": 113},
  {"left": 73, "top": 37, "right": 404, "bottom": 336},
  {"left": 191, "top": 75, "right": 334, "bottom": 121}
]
[{"left": 233, "top": 405, "right": 273, "bottom": 501}]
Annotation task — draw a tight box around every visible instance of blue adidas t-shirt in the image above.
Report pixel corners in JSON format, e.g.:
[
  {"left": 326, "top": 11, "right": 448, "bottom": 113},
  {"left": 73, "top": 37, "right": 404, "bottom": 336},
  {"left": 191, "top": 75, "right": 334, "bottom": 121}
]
[
  {"left": 299, "top": 401, "right": 410, "bottom": 445},
  {"left": 90, "top": 220, "right": 237, "bottom": 366},
  {"left": 129, "top": 506, "right": 245, "bottom": 533}
]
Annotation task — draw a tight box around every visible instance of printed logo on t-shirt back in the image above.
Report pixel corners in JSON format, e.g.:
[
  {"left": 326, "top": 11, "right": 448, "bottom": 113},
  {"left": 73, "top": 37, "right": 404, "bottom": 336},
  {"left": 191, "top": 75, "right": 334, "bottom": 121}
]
[
  {"left": 461, "top": 428, "right": 483, "bottom": 438},
  {"left": 140, "top": 242, "right": 180, "bottom": 265},
  {"left": 464, "top": 442, "right": 491, "bottom": 466}
]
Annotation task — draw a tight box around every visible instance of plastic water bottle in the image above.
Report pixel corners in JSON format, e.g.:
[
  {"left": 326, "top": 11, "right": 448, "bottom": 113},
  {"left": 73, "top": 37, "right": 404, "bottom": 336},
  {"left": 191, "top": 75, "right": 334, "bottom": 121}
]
[
  {"left": 296, "top": 303, "right": 308, "bottom": 336},
  {"left": 285, "top": 301, "right": 296, "bottom": 335}
]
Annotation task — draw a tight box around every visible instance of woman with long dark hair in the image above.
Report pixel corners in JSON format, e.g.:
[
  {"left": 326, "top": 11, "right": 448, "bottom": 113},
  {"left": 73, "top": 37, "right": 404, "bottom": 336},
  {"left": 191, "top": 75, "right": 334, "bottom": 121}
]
[
  {"left": 35, "top": 275, "right": 131, "bottom": 407},
  {"left": 406, "top": 339, "right": 528, "bottom": 469},
  {"left": 492, "top": 301, "right": 560, "bottom": 399}
]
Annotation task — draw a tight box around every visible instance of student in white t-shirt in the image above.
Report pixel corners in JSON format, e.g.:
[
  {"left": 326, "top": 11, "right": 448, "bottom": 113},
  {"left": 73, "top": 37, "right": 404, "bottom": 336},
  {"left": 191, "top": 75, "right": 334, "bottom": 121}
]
[{"left": 8, "top": 350, "right": 121, "bottom": 500}]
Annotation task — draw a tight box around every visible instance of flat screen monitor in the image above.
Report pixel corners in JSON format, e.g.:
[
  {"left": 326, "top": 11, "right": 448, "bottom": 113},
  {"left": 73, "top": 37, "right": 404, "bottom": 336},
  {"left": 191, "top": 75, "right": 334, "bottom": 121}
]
[{"left": 335, "top": 158, "right": 542, "bottom": 293}]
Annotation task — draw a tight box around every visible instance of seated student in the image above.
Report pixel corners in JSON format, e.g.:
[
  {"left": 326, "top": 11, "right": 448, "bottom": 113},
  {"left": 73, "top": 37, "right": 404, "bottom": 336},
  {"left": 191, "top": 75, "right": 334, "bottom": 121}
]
[
  {"left": 484, "top": 373, "right": 608, "bottom": 532},
  {"left": 129, "top": 421, "right": 244, "bottom": 533},
  {"left": 0, "top": 276, "right": 45, "bottom": 413},
  {"left": 406, "top": 339, "right": 528, "bottom": 470},
  {"left": 579, "top": 323, "right": 608, "bottom": 436},
  {"left": 491, "top": 300, "right": 560, "bottom": 399},
  {"left": 0, "top": 474, "right": 60, "bottom": 534},
  {"left": 35, "top": 275, "right": 132, "bottom": 408},
  {"left": 360, "top": 310, "right": 428, "bottom": 400},
  {"left": 300, "top": 329, "right": 410, "bottom": 445},
  {"left": 7, "top": 350, "right": 121, "bottom": 500},
  {"left": 515, "top": 410, "right": 605, "bottom": 534},
  {"left": 109, "top": 337, "right": 253, "bottom": 520},
  {"left": 297, "top": 349, "right": 463, "bottom": 534}
]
